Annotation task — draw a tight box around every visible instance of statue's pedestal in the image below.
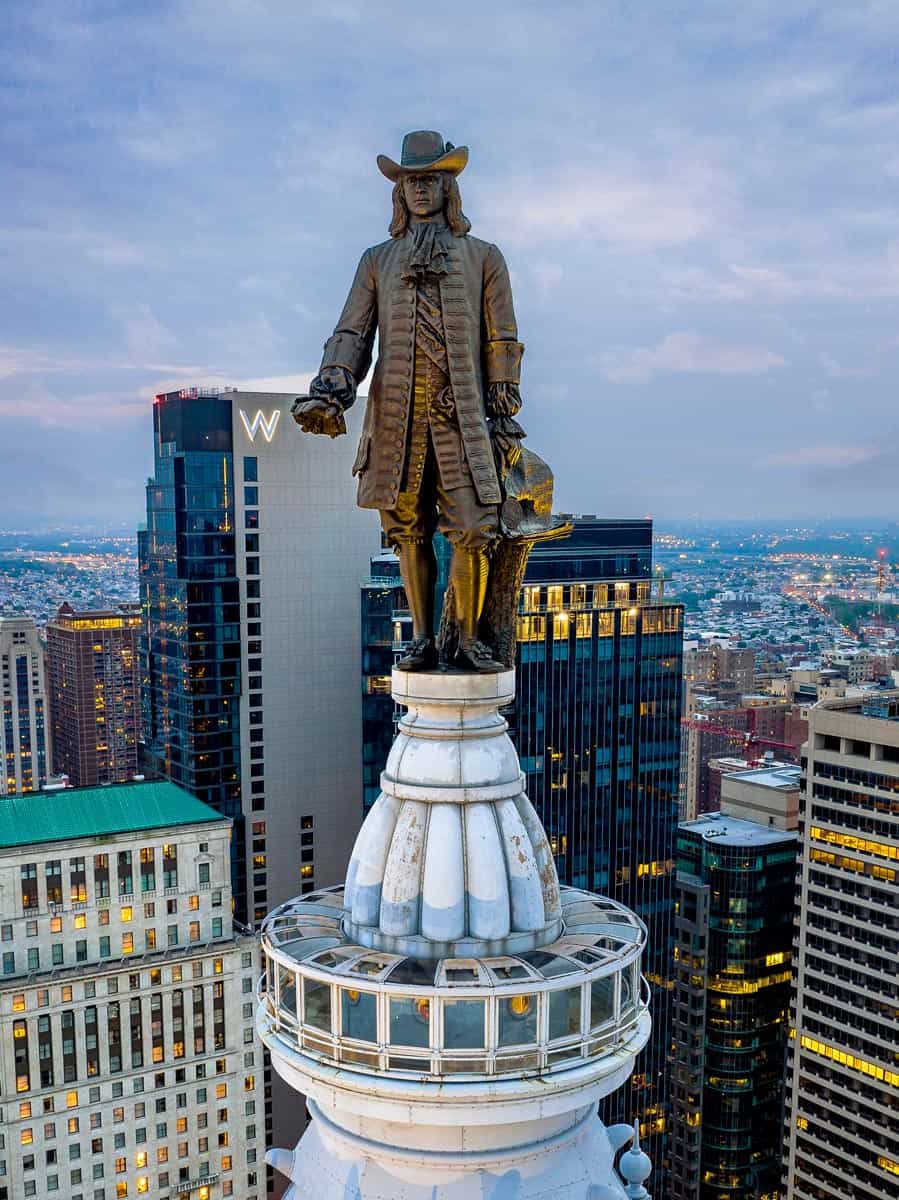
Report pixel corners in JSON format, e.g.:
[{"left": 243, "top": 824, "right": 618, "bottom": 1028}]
[{"left": 258, "top": 669, "right": 651, "bottom": 1198}]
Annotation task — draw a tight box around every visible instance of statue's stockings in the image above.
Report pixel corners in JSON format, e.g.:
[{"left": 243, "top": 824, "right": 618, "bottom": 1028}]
[{"left": 397, "top": 542, "right": 489, "bottom": 645}]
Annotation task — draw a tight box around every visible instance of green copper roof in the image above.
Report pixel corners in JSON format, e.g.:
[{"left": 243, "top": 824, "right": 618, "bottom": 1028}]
[{"left": 0, "top": 781, "right": 226, "bottom": 850}]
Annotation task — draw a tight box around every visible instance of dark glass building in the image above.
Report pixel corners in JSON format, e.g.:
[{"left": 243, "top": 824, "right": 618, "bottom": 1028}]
[
  {"left": 139, "top": 390, "right": 246, "bottom": 913},
  {"left": 361, "top": 518, "right": 683, "bottom": 1172},
  {"left": 670, "top": 814, "right": 797, "bottom": 1200}
]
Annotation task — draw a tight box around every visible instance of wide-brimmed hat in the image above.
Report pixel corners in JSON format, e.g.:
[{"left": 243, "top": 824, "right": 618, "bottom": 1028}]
[{"left": 377, "top": 130, "right": 468, "bottom": 182}]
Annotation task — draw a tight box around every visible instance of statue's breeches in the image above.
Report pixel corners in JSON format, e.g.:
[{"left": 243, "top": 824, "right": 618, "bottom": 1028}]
[
  {"left": 381, "top": 354, "right": 498, "bottom": 550},
  {"left": 380, "top": 447, "right": 499, "bottom": 549}
]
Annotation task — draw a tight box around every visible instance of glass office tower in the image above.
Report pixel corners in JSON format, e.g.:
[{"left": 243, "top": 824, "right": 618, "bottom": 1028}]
[
  {"left": 670, "top": 814, "right": 797, "bottom": 1200},
  {"left": 142, "top": 386, "right": 377, "bottom": 943},
  {"left": 139, "top": 391, "right": 247, "bottom": 911},
  {"left": 361, "top": 518, "right": 683, "bottom": 1171},
  {"left": 507, "top": 519, "right": 682, "bottom": 1167}
]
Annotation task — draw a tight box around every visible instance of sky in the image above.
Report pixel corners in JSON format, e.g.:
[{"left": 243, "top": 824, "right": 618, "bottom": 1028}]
[{"left": 2, "top": 0, "right": 898, "bottom": 527}]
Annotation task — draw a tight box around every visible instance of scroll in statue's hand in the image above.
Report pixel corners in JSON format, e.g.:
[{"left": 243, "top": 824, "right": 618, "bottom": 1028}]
[
  {"left": 292, "top": 366, "right": 355, "bottom": 438},
  {"left": 292, "top": 396, "right": 347, "bottom": 438}
]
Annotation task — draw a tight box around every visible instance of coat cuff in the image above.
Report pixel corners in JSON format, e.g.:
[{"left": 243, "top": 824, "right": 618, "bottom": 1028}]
[
  {"left": 484, "top": 340, "right": 524, "bottom": 384},
  {"left": 321, "top": 332, "right": 369, "bottom": 378}
]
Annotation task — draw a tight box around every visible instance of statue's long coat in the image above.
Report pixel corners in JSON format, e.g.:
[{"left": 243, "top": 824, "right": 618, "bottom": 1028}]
[{"left": 319, "top": 230, "right": 523, "bottom": 509}]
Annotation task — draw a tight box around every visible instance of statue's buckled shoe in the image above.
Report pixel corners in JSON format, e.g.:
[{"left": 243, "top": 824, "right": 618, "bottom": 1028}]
[
  {"left": 396, "top": 636, "right": 438, "bottom": 672},
  {"left": 454, "top": 639, "right": 503, "bottom": 673}
]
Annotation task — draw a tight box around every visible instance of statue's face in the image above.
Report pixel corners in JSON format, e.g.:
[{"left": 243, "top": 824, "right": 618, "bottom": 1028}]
[{"left": 402, "top": 172, "right": 444, "bottom": 218}]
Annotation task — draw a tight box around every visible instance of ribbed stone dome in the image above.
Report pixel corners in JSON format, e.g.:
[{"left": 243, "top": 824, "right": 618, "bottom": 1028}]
[{"left": 343, "top": 669, "right": 562, "bottom": 957}]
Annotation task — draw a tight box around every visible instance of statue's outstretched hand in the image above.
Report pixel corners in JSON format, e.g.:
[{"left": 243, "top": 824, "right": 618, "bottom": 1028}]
[
  {"left": 292, "top": 397, "right": 346, "bottom": 438},
  {"left": 292, "top": 366, "right": 354, "bottom": 438}
]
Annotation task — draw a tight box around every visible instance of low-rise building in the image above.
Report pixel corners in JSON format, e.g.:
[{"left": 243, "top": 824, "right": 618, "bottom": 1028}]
[
  {"left": 720, "top": 762, "right": 801, "bottom": 830},
  {"left": 0, "top": 780, "right": 265, "bottom": 1200},
  {"left": 684, "top": 643, "right": 755, "bottom": 694}
]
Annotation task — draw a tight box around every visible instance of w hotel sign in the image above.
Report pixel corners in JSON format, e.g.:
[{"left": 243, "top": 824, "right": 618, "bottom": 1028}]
[{"left": 239, "top": 408, "right": 281, "bottom": 443}]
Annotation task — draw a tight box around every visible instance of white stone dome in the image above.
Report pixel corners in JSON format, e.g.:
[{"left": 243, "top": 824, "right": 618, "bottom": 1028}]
[{"left": 344, "top": 669, "right": 562, "bottom": 957}]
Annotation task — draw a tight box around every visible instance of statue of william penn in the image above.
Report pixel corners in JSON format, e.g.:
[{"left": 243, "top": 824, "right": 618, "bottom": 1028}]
[{"left": 294, "top": 130, "right": 548, "bottom": 673}]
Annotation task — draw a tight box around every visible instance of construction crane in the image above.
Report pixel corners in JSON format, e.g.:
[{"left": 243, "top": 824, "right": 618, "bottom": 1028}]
[{"left": 680, "top": 717, "right": 801, "bottom": 759}]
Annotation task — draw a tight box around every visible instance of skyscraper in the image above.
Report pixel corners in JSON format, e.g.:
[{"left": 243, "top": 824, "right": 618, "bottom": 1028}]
[
  {"left": 0, "top": 616, "right": 49, "bottom": 796},
  {"left": 140, "top": 388, "right": 376, "bottom": 926},
  {"left": 670, "top": 812, "right": 797, "bottom": 1200},
  {"left": 361, "top": 517, "right": 683, "bottom": 1167},
  {"left": 46, "top": 603, "right": 142, "bottom": 787},
  {"left": 507, "top": 518, "right": 683, "bottom": 1162},
  {"left": 783, "top": 692, "right": 899, "bottom": 1197}
]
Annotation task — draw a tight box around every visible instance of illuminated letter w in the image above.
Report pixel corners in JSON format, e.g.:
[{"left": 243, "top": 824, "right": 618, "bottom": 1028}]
[{"left": 239, "top": 409, "right": 281, "bottom": 443}]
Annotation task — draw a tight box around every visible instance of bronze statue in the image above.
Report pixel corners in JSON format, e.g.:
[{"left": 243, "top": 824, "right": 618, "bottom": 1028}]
[{"left": 294, "top": 131, "right": 563, "bottom": 671}]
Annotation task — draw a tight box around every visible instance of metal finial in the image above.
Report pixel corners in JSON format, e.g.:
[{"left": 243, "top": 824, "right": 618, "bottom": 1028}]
[{"left": 618, "top": 1120, "right": 652, "bottom": 1199}]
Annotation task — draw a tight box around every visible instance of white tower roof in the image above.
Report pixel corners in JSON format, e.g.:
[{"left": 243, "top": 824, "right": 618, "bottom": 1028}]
[{"left": 344, "top": 670, "right": 562, "bottom": 956}]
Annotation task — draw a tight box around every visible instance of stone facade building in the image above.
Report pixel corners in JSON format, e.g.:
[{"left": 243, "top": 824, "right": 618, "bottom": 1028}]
[{"left": 0, "top": 779, "right": 265, "bottom": 1200}]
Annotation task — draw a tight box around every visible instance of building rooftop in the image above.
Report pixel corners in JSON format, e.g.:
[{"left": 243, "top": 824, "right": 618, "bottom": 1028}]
[
  {"left": 817, "top": 689, "right": 899, "bottom": 721},
  {"left": 49, "top": 601, "right": 141, "bottom": 628},
  {"left": 0, "top": 780, "right": 225, "bottom": 850},
  {"left": 680, "top": 811, "right": 797, "bottom": 847},
  {"left": 727, "top": 765, "right": 802, "bottom": 791}
]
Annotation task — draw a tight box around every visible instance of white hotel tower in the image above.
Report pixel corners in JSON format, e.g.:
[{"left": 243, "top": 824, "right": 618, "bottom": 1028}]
[{"left": 257, "top": 668, "right": 653, "bottom": 1198}]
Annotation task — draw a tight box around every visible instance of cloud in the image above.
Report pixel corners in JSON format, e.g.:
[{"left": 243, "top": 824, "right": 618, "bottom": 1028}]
[
  {"left": 759, "top": 71, "right": 840, "bottom": 105},
  {"left": 0, "top": 380, "right": 147, "bottom": 428},
  {"left": 757, "top": 444, "right": 875, "bottom": 469},
  {"left": 597, "top": 332, "right": 787, "bottom": 384},
  {"left": 4, "top": 0, "right": 899, "bottom": 520},
  {"left": 0, "top": 343, "right": 226, "bottom": 385},
  {"left": 819, "top": 352, "right": 875, "bottom": 379},
  {"left": 235, "top": 372, "right": 316, "bottom": 394},
  {"left": 529, "top": 261, "right": 565, "bottom": 295},
  {"left": 209, "top": 314, "right": 285, "bottom": 355},
  {"left": 0, "top": 225, "right": 146, "bottom": 268},
  {"left": 757, "top": 435, "right": 899, "bottom": 492},
  {"left": 0, "top": 347, "right": 100, "bottom": 380},
  {"left": 485, "top": 152, "right": 734, "bottom": 250},
  {"left": 114, "top": 305, "right": 179, "bottom": 361},
  {"left": 115, "top": 113, "right": 217, "bottom": 167}
]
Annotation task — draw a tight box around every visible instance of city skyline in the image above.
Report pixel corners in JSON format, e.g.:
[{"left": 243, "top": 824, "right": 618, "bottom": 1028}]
[
  {"left": 3, "top": 6, "right": 898, "bottom": 1195},
  {"left": 3, "top": 2, "right": 899, "bottom": 525}
]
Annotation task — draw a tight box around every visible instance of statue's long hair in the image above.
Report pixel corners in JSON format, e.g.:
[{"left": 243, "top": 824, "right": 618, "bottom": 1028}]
[{"left": 389, "top": 174, "right": 471, "bottom": 238}]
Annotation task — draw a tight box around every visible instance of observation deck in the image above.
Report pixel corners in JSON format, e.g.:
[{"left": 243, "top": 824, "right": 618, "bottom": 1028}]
[{"left": 258, "top": 882, "right": 648, "bottom": 1088}]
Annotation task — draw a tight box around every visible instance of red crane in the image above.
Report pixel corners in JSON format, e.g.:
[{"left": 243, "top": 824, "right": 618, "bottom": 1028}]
[{"left": 680, "top": 717, "right": 801, "bottom": 758}]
